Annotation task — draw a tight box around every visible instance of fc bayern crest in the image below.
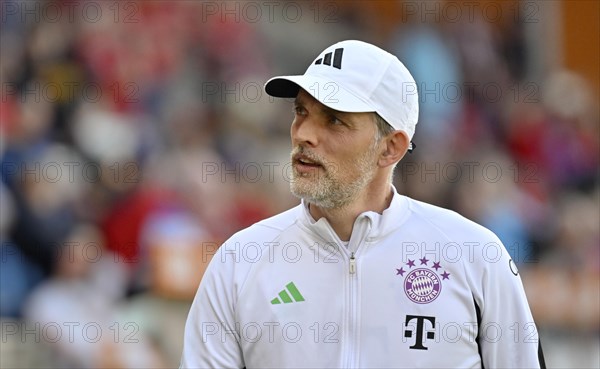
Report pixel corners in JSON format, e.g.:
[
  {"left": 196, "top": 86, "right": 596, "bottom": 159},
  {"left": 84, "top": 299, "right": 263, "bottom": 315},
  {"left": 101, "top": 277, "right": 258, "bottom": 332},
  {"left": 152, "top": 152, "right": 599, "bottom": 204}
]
[
  {"left": 404, "top": 268, "right": 441, "bottom": 304},
  {"left": 396, "top": 258, "right": 450, "bottom": 304}
]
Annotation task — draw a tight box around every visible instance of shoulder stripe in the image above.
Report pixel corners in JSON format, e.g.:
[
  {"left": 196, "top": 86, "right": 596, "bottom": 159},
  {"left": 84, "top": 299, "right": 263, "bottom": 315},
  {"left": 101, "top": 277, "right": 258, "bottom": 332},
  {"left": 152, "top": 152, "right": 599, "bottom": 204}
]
[
  {"left": 473, "top": 297, "right": 485, "bottom": 369},
  {"left": 538, "top": 338, "right": 547, "bottom": 368}
]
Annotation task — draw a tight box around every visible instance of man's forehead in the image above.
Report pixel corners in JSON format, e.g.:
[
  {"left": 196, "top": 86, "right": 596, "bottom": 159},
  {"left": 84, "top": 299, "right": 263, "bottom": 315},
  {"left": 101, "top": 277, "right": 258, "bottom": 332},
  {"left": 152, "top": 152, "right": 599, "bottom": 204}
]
[
  {"left": 294, "top": 89, "right": 317, "bottom": 105},
  {"left": 294, "top": 90, "right": 345, "bottom": 116}
]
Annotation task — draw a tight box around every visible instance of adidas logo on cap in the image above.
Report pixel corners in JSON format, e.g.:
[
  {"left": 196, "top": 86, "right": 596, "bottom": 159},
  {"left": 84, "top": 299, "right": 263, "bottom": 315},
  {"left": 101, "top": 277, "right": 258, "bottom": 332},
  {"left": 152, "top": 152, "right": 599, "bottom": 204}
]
[{"left": 314, "top": 48, "right": 344, "bottom": 69}]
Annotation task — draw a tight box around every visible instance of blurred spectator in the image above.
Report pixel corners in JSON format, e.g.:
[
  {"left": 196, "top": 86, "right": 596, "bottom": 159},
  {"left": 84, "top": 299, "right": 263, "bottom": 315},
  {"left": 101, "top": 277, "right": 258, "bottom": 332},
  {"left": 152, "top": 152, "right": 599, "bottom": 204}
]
[
  {"left": 114, "top": 208, "right": 218, "bottom": 366},
  {"left": 451, "top": 150, "right": 535, "bottom": 264},
  {"left": 4, "top": 143, "right": 84, "bottom": 274},
  {"left": 391, "top": 23, "right": 463, "bottom": 152},
  {"left": 23, "top": 224, "right": 124, "bottom": 367},
  {"left": 0, "top": 183, "right": 43, "bottom": 317}
]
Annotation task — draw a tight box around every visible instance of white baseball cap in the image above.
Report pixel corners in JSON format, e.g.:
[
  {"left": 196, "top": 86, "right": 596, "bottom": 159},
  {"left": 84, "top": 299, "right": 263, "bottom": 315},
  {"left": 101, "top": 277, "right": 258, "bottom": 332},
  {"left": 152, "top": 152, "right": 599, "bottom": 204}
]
[{"left": 264, "top": 40, "right": 419, "bottom": 143}]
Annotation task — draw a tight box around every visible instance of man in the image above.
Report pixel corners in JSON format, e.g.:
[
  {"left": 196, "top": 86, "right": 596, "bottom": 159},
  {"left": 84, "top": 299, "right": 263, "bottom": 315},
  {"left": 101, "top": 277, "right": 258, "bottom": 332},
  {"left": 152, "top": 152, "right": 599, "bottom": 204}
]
[{"left": 181, "top": 40, "right": 545, "bottom": 368}]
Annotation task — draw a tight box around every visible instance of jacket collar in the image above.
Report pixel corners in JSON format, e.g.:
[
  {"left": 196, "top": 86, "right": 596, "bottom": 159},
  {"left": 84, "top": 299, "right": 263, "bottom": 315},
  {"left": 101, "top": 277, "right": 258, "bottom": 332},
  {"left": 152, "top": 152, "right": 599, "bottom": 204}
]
[{"left": 299, "top": 186, "right": 411, "bottom": 244}]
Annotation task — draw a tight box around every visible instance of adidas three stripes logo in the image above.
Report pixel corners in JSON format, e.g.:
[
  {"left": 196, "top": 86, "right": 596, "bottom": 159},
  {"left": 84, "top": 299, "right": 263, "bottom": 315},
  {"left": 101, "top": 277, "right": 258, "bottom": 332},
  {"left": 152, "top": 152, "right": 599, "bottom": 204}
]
[
  {"left": 271, "top": 282, "right": 305, "bottom": 304},
  {"left": 314, "top": 48, "right": 344, "bottom": 69}
]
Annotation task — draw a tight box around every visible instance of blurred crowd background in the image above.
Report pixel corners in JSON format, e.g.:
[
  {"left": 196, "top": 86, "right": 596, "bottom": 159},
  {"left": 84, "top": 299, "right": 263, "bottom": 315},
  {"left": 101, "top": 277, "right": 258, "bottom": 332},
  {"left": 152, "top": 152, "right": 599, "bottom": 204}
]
[{"left": 1, "top": 0, "right": 598, "bottom": 367}]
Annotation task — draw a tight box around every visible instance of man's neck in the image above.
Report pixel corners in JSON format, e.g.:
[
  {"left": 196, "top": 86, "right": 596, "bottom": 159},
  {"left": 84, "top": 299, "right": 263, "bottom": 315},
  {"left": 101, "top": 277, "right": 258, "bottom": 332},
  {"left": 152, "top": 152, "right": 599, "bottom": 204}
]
[{"left": 309, "top": 184, "right": 394, "bottom": 241}]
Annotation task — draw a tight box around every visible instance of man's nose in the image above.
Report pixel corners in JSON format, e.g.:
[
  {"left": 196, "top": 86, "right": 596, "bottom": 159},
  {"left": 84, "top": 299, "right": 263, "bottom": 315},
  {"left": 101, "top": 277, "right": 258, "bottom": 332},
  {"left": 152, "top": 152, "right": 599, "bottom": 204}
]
[{"left": 291, "top": 117, "right": 318, "bottom": 147}]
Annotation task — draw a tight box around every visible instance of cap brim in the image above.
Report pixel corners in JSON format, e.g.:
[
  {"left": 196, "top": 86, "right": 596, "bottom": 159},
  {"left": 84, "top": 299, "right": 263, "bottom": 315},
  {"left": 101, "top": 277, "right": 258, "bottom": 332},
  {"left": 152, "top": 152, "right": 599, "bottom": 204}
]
[{"left": 264, "top": 75, "right": 374, "bottom": 113}]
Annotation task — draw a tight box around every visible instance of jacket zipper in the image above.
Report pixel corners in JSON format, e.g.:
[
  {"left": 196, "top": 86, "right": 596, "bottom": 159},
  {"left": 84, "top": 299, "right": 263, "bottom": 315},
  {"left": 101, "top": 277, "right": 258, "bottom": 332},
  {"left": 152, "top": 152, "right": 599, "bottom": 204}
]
[
  {"left": 346, "top": 251, "right": 358, "bottom": 368},
  {"left": 345, "top": 219, "right": 372, "bottom": 368}
]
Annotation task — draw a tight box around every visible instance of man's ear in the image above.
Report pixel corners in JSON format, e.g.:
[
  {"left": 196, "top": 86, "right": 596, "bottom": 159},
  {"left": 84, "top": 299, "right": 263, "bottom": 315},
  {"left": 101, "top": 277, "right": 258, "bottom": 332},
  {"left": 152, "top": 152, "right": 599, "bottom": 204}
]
[{"left": 378, "top": 130, "right": 410, "bottom": 168}]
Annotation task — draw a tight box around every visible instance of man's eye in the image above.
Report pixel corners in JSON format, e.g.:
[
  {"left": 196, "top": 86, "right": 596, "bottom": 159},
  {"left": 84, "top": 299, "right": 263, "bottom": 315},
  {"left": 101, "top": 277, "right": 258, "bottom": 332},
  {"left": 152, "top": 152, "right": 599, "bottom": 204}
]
[
  {"left": 328, "top": 115, "right": 343, "bottom": 125},
  {"left": 293, "top": 106, "right": 306, "bottom": 116}
]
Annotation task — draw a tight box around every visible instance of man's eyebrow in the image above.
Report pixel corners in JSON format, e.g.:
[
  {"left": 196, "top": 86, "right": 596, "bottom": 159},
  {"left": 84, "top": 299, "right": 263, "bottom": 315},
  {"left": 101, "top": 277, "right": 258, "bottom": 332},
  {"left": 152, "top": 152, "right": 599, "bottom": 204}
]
[
  {"left": 320, "top": 105, "right": 336, "bottom": 115},
  {"left": 293, "top": 97, "right": 350, "bottom": 120},
  {"left": 320, "top": 105, "right": 347, "bottom": 118}
]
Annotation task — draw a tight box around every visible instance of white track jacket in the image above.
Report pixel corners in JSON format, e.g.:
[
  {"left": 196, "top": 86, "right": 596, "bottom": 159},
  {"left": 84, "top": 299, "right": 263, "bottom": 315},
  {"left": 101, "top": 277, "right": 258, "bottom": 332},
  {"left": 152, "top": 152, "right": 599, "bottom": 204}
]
[{"left": 181, "top": 190, "right": 545, "bottom": 368}]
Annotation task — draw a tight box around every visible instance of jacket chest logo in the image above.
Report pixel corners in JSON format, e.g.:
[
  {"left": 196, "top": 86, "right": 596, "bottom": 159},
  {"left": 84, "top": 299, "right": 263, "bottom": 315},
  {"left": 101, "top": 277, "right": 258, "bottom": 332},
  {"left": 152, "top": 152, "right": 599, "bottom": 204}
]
[
  {"left": 396, "top": 258, "right": 450, "bottom": 304},
  {"left": 271, "top": 282, "right": 305, "bottom": 304}
]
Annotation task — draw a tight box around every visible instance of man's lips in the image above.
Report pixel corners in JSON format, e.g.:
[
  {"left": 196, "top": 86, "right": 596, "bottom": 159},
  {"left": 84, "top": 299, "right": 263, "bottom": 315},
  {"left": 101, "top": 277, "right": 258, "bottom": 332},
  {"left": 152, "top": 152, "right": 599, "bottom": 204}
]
[{"left": 293, "top": 154, "right": 324, "bottom": 170}]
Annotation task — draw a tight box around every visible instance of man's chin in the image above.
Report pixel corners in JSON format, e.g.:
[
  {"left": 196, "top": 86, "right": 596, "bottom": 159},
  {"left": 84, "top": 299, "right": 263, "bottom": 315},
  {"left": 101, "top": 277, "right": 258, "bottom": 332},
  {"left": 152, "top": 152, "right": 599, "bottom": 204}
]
[
  {"left": 290, "top": 186, "right": 338, "bottom": 209},
  {"left": 291, "top": 183, "right": 320, "bottom": 203},
  {"left": 289, "top": 184, "right": 315, "bottom": 202}
]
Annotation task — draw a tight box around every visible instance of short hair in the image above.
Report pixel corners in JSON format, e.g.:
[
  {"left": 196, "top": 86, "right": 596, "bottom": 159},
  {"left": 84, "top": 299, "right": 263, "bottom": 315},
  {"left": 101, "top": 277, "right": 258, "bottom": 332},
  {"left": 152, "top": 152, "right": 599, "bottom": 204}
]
[
  {"left": 374, "top": 113, "right": 395, "bottom": 141},
  {"left": 373, "top": 113, "right": 402, "bottom": 182}
]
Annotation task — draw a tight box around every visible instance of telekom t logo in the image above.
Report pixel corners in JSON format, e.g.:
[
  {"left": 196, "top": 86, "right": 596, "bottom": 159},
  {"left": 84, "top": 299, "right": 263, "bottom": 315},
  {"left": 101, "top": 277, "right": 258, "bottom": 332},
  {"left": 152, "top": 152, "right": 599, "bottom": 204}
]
[{"left": 404, "top": 315, "right": 436, "bottom": 350}]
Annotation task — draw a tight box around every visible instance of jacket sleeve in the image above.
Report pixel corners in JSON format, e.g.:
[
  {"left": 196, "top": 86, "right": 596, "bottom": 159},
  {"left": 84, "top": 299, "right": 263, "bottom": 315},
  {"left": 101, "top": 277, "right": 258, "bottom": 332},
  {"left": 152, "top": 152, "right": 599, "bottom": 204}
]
[
  {"left": 474, "top": 237, "right": 546, "bottom": 368},
  {"left": 180, "top": 245, "right": 245, "bottom": 369}
]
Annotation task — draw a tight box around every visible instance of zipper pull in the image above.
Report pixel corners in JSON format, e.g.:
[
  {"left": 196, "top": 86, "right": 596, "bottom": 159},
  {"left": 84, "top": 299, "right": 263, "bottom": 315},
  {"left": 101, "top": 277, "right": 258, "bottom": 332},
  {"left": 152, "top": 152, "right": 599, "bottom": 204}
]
[{"left": 349, "top": 252, "right": 356, "bottom": 274}]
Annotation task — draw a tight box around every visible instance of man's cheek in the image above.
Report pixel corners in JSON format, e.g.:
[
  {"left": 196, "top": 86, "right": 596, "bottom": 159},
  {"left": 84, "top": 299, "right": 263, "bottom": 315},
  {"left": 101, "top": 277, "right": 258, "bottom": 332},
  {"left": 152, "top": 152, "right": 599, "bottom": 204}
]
[{"left": 324, "top": 162, "right": 341, "bottom": 179}]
